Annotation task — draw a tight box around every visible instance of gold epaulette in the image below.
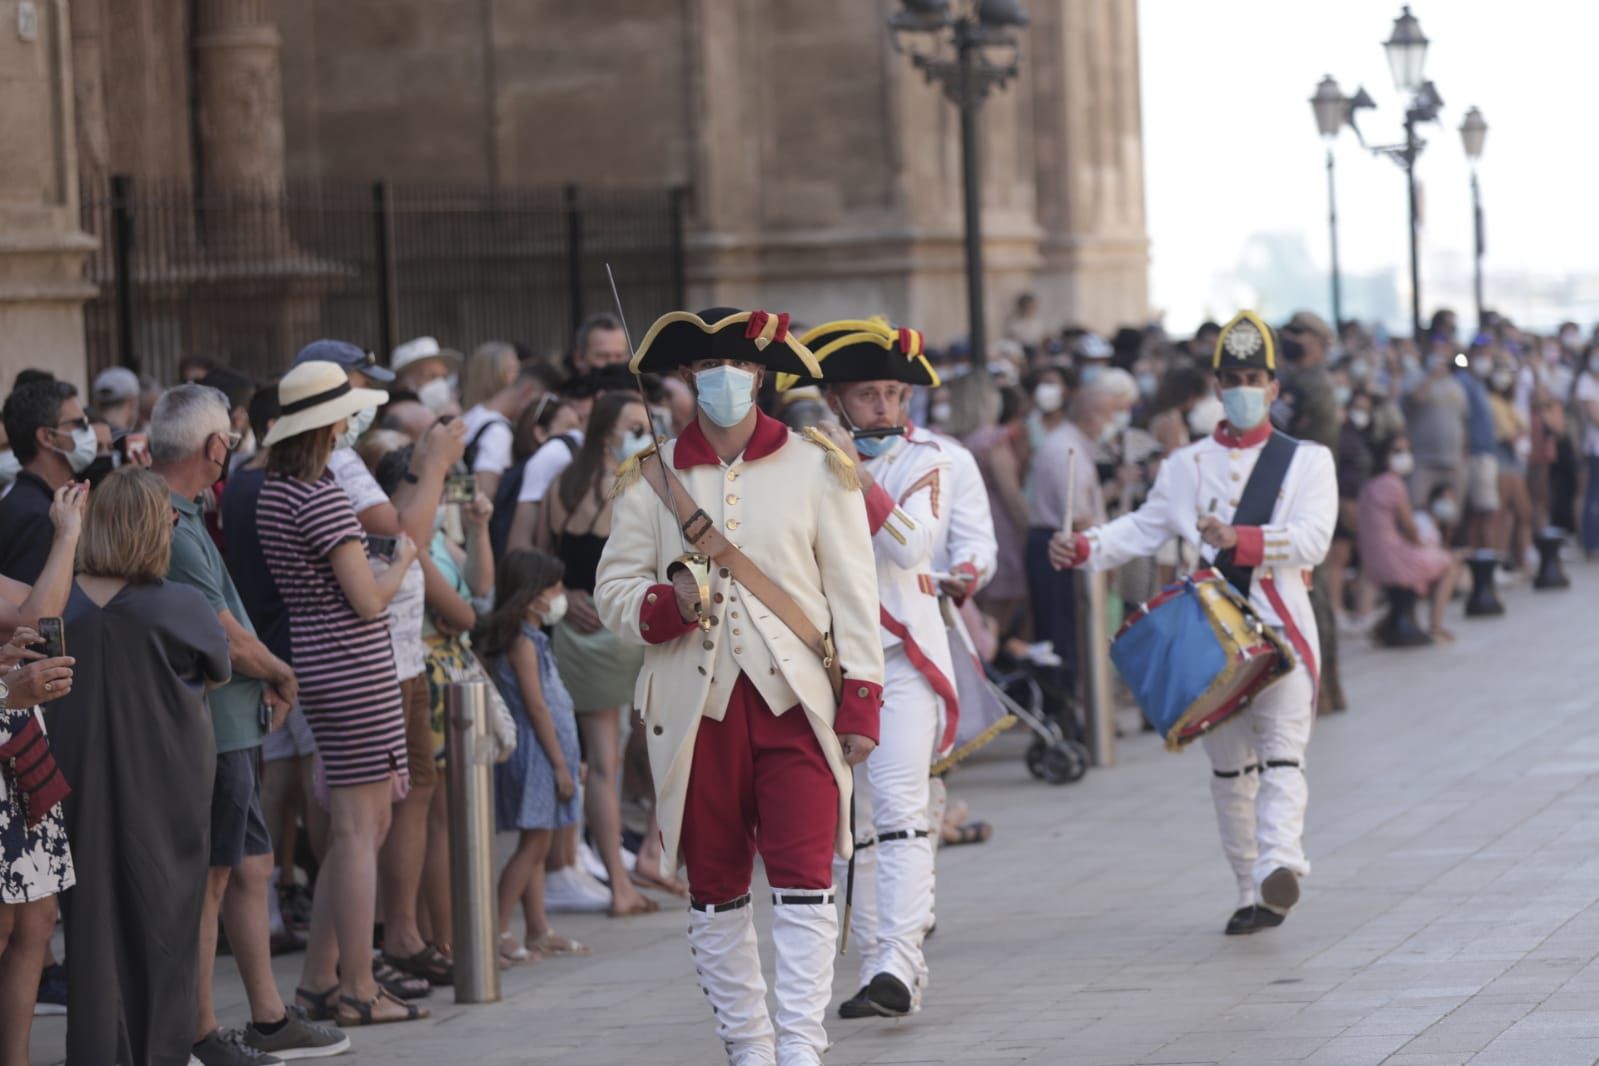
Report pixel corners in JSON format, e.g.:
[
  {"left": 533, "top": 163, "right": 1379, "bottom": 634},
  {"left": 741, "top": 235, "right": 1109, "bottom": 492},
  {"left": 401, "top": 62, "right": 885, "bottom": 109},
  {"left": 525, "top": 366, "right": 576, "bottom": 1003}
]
[
  {"left": 609, "top": 442, "right": 661, "bottom": 500},
  {"left": 801, "top": 427, "right": 860, "bottom": 491}
]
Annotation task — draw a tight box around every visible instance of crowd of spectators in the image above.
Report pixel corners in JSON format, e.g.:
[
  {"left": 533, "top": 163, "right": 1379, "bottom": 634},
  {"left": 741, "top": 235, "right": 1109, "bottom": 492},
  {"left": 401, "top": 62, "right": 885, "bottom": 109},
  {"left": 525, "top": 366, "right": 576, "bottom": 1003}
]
[{"left": 0, "top": 293, "right": 1596, "bottom": 1063}]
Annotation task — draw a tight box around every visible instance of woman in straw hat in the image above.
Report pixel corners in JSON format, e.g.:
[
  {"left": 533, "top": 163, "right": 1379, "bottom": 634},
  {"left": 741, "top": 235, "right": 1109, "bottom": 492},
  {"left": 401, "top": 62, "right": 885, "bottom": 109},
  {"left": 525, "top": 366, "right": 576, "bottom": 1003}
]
[{"left": 255, "top": 359, "right": 429, "bottom": 1026}]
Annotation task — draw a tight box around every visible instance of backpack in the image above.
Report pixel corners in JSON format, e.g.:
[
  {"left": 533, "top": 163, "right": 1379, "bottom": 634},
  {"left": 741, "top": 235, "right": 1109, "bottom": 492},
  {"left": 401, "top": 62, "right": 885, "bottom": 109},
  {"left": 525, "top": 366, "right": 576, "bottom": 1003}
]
[{"left": 489, "top": 433, "right": 579, "bottom": 560}]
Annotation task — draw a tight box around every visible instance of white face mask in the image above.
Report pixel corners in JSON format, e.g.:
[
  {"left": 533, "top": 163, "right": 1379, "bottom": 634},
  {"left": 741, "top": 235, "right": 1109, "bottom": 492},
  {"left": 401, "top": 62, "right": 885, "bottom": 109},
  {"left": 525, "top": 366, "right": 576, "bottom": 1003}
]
[
  {"left": 1389, "top": 450, "right": 1415, "bottom": 476},
  {"left": 1186, "top": 396, "right": 1224, "bottom": 437},
  {"left": 1033, "top": 382, "right": 1065, "bottom": 413},
  {"left": 540, "top": 592, "right": 568, "bottom": 627},
  {"left": 612, "top": 430, "right": 654, "bottom": 463},
  {"left": 931, "top": 402, "right": 953, "bottom": 425},
  {"left": 0, "top": 450, "right": 19, "bottom": 486},
  {"left": 417, "top": 377, "right": 454, "bottom": 415},
  {"left": 55, "top": 425, "right": 99, "bottom": 474},
  {"left": 336, "top": 406, "right": 377, "bottom": 451},
  {"left": 1348, "top": 408, "right": 1371, "bottom": 431}
]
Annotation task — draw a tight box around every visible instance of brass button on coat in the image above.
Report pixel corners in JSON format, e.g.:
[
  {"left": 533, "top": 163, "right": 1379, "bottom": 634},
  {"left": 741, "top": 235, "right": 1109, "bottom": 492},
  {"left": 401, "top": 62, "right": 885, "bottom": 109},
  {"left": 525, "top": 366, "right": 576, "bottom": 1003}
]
[
  {"left": 702, "top": 639, "right": 714, "bottom": 651},
  {"left": 857, "top": 686, "right": 870, "bottom": 698},
  {"left": 727, "top": 518, "right": 740, "bottom": 531},
  {"left": 726, "top": 494, "right": 739, "bottom": 505},
  {"left": 653, "top": 725, "right": 664, "bottom": 736}
]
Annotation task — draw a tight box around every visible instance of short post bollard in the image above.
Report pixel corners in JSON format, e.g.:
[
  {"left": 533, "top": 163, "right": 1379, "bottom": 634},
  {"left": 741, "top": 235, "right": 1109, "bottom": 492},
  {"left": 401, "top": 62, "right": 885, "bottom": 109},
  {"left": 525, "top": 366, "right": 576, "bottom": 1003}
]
[
  {"left": 1464, "top": 550, "right": 1506, "bottom": 618},
  {"left": 1075, "top": 569, "right": 1116, "bottom": 768},
  {"left": 447, "top": 681, "right": 501, "bottom": 1004}
]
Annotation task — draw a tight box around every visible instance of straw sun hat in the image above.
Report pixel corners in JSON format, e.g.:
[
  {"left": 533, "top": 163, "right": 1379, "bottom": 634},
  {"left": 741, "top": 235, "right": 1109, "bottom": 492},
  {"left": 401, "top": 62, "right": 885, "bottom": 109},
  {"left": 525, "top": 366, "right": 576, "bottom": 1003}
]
[{"left": 262, "top": 361, "right": 389, "bottom": 447}]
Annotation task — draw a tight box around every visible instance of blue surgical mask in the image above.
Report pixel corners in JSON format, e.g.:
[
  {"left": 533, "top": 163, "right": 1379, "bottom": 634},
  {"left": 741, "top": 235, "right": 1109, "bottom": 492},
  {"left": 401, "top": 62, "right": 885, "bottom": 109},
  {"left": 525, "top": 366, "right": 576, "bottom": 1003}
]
[
  {"left": 694, "top": 366, "right": 756, "bottom": 428},
  {"left": 854, "top": 434, "right": 896, "bottom": 459},
  {"left": 1220, "top": 387, "right": 1268, "bottom": 431}
]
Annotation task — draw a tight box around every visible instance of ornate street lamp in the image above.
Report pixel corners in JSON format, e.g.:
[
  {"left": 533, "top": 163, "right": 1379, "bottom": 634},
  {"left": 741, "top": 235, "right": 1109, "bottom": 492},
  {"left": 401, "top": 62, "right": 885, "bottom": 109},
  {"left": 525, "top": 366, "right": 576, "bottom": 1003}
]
[
  {"left": 1460, "top": 107, "right": 1489, "bottom": 328},
  {"left": 1356, "top": 6, "right": 1443, "bottom": 339},
  {"left": 889, "top": 0, "right": 1028, "bottom": 367},
  {"left": 1311, "top": 76, "right": 1348, "bottom": 328}
]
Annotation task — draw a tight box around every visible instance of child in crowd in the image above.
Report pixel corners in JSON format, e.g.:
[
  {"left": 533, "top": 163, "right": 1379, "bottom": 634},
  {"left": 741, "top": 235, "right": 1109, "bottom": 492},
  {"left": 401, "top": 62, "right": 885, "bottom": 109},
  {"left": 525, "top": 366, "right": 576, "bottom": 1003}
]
[{"left": 478, "top": 549, "right": 591, "bottom": 963}]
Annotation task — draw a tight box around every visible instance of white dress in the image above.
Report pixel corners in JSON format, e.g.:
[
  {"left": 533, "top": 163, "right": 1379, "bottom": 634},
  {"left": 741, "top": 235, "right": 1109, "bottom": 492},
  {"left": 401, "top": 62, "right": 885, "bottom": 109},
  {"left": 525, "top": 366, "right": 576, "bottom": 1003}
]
[{"left": 0, "top": 705, "right": 74, "bottom": 903}]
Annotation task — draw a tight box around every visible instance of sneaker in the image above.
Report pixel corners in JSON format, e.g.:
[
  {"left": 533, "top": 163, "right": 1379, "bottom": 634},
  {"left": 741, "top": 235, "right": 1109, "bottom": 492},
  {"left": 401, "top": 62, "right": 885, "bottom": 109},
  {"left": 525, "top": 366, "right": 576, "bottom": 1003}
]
[
  {"left": 243, "top": 1006, "right": 352, "bottom": 1060},
  {"left": 192, "top": 1028, "right": 285, "bottom": 1065},
  {"left": 544, "top": 865, "right": 611, "bottom": 913},
  {"left": 33, "top": 962, "right": 66, "bottom": 1016},
  {"left": 578, "top": 840, "right": 610, "bottom": 885}
]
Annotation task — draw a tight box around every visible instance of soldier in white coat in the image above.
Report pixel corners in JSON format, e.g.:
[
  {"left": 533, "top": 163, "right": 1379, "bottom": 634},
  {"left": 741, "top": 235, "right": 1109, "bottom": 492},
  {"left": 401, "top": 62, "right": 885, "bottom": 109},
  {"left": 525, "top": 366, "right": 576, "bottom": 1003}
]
[
  {"left": 1049, "top": 311, "right": 1337, "bottom": 935},
  {"left": 789, "top": 320, "right": 956, "bottom": 1018},
  {"left": 595, "top": 308, "right": 886, "bottom": 1066}
]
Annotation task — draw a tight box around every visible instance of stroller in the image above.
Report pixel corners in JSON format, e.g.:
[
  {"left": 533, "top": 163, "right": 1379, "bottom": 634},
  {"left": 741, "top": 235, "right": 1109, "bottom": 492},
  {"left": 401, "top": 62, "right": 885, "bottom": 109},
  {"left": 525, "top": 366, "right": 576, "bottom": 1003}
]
[{"left": 935, "top": 597, "right": 1092, "bottom": 786}]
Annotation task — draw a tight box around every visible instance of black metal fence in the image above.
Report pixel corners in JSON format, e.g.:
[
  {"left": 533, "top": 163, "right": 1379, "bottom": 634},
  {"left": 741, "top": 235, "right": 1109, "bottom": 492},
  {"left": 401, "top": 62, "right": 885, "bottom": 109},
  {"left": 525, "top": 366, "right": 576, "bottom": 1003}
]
[{"left": 79, "top": 176, "right": 686, "bottom": 384}]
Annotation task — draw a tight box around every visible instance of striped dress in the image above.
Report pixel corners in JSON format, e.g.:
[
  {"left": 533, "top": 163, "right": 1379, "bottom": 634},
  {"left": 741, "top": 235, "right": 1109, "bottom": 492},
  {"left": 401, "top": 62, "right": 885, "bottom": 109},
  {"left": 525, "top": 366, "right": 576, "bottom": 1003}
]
[{"left": 257, "top": 472, "right": 407, "bottom": 789}]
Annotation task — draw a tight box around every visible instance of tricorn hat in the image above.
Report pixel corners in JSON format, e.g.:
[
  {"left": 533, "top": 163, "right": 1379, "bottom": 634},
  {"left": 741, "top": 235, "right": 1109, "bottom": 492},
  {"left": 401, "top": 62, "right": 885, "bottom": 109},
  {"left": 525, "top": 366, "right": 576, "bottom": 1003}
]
[
  {"left": 1212, "top": 311, "right": 1280, "bottom": 376},
  {"left": 780, "top": 318, "right": 941, "bottom": 392},
  {"left": 631, "top": 307, "right": 821, "bottom": 378}
]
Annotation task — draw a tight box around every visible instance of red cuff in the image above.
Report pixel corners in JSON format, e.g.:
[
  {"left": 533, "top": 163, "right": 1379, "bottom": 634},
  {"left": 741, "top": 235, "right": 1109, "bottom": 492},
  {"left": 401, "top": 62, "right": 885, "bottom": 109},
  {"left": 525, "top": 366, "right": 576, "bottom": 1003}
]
[
  {"left": 863, "top": 482, "right": 896, "bottom": 535},
  {"left": 1232, "top": 526, "right": 1264, "bottom": 567},
  {"left": 638, "top": 584, "right": 698, "bottom": 645},
  {"left": 833, "top": 678, "right": 882, "bottom": 743},
  {"left": 950, "top": 561, "right": 981, "bottom": 606}
]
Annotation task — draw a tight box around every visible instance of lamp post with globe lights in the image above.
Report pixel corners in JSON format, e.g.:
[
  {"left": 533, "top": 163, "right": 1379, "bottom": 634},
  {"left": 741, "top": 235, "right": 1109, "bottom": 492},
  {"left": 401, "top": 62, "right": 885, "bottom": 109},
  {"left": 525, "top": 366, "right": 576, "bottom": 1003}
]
[
  {"left": 888, "top": 0, "right": 1029, "bottom": 367},
  {"left": 1459, "top": 107, "right": 1489, "bottom": 329}
]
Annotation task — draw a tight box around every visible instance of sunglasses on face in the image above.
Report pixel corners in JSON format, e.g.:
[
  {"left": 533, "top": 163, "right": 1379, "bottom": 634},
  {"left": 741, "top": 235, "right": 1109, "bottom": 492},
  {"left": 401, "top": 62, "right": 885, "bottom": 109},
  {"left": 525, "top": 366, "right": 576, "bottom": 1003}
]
[{"left": 55, "top": 416, "right": 90, "bottom": 433}]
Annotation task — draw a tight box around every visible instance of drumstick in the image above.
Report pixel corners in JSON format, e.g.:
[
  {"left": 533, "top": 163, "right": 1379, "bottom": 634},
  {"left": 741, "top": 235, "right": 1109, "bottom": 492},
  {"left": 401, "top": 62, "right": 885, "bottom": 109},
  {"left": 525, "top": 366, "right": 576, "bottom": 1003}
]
[{"left": 1062, "top": 448, "right": 1077, "bottom": 536}]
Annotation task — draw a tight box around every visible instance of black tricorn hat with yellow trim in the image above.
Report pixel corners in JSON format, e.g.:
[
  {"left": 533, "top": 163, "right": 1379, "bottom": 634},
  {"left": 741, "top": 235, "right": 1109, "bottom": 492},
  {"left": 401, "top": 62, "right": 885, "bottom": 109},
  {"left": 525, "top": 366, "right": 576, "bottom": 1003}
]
[
  {"left": 1212, "top": 311, "right": 1280, "bottom": 376},
  {"left": 777, "top": 318, "right": 941, "bottom": 392},
  {"left": 630, "top": 307, "right": 822, "bottom": 378}
]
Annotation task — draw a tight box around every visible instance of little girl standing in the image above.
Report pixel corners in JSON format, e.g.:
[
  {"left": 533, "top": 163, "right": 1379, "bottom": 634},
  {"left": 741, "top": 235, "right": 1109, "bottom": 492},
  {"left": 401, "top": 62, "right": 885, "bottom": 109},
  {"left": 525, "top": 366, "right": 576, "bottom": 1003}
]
[{"left": 478, "top": 550, "right": 590, "bottom": 962}]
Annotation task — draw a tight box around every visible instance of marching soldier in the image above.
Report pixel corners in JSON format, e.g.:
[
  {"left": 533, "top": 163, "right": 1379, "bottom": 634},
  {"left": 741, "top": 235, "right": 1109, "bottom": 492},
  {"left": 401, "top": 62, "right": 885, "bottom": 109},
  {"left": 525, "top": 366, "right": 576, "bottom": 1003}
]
[
  {"left": 594, "top": 308, "right": 885, "bottom": 1066},
  {"left": 789, "top": 320, "right": 956, "bottom": 1017},
  {"left": 1049, "top": 312, "right": 1337, "bottom": 935}
]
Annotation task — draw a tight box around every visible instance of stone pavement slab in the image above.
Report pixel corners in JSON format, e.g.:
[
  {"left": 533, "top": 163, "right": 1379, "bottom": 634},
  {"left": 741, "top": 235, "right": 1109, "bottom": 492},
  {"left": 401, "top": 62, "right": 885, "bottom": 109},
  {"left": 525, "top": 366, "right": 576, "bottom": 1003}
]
[{"left": 30, "top": 564, "right": 1599, "bottom": 1065}]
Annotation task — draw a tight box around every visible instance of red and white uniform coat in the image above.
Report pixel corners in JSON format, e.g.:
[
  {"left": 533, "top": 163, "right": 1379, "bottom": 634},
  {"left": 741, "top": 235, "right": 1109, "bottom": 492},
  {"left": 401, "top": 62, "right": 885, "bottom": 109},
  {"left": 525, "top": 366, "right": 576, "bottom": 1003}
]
[
  {"left": 1080, "top": 420, "right": 1337, "bottom": 909},
  {"left": 861, "top": 429, "right": 959, "bottom": 754}
]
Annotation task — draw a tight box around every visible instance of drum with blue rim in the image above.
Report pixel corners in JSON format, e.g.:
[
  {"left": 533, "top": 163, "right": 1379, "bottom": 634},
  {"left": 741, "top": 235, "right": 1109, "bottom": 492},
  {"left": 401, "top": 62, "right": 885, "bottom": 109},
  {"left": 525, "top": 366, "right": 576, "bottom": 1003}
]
[{"left": 1110, "top": 568, "right": 1293, "bottom": 752}]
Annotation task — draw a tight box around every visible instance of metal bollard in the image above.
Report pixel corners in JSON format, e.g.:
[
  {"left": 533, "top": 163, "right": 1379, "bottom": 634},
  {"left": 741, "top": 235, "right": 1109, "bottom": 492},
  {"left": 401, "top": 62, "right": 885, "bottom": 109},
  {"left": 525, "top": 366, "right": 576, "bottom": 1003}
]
[
  {"left": 446, "top": 681, "right": 501, "bottom": 1004},
  {"left": 1074, "top": 570, "right": 1116, "bottom": 768}
]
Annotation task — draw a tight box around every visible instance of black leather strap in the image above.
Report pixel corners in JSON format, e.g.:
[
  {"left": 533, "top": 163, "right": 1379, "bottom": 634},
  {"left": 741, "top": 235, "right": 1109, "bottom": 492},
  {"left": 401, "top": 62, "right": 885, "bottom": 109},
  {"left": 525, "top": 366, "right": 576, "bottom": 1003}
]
[
  {"left": 1213, "top": 763, "right": 1262, "bottom": 779},
  {"left": 1263, "top": 758, "right": 1302, "bottom": 771},
  {"left": 876, "top": 829, "right": 932, "bottom": 843},
  {"left": 772, "top": 891, "right": 835, "bottom": 906}
]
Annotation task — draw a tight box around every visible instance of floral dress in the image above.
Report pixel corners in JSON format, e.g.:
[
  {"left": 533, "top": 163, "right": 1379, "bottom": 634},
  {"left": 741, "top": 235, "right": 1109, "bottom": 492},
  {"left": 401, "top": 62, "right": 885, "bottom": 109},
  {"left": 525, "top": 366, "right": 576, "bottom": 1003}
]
[{"left": 0, "top": 705, "right": 74, "bottom": 903}]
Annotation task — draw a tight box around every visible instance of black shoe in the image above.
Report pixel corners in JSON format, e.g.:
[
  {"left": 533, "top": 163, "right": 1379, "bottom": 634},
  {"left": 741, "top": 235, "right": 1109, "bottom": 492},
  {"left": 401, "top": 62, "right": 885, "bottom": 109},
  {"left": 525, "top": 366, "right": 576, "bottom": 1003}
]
[
  {"left": 1224, "top": 905, "right": 1286, "bottom": 936},
  {"left": 864, "top": 971, "right": 913, "bottom": 1016},
  {"left": 837, "top": 986, "right": 875, "bottom": 1019},
  {"left": 1260, "top": 867, "right": 1301, "bottom": 912}
]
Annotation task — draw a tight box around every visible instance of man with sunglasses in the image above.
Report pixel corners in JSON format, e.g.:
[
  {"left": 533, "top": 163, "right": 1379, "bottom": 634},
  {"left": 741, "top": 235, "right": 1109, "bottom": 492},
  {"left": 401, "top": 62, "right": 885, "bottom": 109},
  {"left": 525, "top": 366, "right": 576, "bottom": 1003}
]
[
  {"left": 0, "top": 381, "right": 96, "bottom": 583},
  {"left": 151, "top": 384, "right": 348, "bottom": 1063}
]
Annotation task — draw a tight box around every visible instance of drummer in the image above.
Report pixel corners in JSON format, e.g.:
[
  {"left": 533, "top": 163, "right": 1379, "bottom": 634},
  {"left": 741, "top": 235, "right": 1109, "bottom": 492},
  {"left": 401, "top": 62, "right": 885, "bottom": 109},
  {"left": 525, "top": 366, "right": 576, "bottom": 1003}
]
[{"left": 1048, "top": 311, "right": 1337, "bottom": 935}]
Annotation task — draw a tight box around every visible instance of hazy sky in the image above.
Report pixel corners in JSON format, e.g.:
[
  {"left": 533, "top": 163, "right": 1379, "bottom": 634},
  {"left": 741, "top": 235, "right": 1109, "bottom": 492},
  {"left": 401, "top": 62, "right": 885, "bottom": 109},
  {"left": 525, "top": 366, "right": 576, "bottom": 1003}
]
[{"left": 1139, "top": 0, "right": 1599, "bottom": 334}]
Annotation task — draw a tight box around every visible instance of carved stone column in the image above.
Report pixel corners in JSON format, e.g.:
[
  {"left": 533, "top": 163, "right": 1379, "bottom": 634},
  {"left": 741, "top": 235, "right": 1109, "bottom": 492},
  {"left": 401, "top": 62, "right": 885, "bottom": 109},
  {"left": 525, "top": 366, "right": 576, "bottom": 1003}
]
[
  {"left": 194, "top": 0, "right": 286, "bottom": 195},
  {"left": 0, "top": 0, "right": 97, "bottom": 387}
]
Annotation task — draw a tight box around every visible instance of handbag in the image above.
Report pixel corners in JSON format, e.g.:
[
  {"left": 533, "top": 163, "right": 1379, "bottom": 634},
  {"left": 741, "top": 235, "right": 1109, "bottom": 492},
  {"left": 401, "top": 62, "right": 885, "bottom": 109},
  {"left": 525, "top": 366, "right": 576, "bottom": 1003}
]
[
  {"left": 0, "top": 707, "right": 71, "bottom": 829},
  {"left": 439, "top": 643, "right": 518, "bottom": 763}
]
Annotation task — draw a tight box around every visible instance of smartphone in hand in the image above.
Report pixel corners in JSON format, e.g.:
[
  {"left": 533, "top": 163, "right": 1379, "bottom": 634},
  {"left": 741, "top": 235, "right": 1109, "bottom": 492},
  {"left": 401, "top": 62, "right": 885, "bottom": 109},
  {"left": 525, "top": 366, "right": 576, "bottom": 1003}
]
[
  {"left": 37, "top": 617, "right": 65, "bottom": 660},
  {"left": 444, "top": 475, "right": 476, "bottom": 505},
  {"left": 366, "top": 535, "right": 398, "bottom": 559}
]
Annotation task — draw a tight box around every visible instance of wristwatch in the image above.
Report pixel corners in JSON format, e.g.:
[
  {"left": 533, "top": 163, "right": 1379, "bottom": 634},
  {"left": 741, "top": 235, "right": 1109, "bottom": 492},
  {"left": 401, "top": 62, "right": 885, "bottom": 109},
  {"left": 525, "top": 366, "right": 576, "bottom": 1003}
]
[{"left": 0, "top": 674, "right": 12, "bottom": 709}]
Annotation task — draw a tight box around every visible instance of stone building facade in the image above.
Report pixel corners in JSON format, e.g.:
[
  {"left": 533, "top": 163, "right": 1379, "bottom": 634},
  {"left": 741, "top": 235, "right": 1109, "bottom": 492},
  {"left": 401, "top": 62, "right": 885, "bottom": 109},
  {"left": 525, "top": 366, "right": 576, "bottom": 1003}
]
[{"left": 2, "top": 0, "right": 1149, "bottom": 383}]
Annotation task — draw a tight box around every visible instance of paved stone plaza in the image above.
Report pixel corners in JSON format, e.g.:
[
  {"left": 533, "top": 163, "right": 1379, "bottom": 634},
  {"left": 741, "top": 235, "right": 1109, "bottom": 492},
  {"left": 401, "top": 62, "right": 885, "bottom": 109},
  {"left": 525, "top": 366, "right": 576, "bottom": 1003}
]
[{"left": 31, "top": 564, "right": 1599, "bottom": 1065}]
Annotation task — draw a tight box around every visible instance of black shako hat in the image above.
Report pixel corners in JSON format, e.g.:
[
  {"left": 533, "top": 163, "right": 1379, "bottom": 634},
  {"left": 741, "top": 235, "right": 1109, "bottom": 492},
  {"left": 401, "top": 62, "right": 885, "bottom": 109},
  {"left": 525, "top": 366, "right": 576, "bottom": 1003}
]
[{"left": 630, "top": 307, "right": 822, "bottom": 378}]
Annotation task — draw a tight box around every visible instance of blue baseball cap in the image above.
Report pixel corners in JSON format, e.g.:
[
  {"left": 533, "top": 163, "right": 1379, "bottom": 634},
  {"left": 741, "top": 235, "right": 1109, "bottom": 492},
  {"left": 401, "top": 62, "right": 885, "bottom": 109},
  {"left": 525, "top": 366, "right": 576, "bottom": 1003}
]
[{"left": 293, "top": 339, "right": 394, "bottom": 384}]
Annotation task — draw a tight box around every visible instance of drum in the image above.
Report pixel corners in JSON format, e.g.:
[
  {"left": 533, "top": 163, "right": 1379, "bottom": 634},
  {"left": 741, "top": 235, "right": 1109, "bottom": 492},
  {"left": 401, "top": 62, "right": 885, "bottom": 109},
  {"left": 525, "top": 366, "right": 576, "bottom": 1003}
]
[{"left": 1110, "top": 568, "right": 1293, "bottom": 752}]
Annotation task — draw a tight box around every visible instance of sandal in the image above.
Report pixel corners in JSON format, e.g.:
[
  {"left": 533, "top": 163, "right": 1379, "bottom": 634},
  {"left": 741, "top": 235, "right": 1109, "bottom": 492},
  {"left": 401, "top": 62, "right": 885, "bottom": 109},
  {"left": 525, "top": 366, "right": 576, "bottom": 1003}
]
[
  {"left": 336, "top": 987, "right": 429, "bottom": 1026},
  {"left": 526, "top": 931, "right": 590, "bottom": 957},
  {"left": 499, "top": 933, "right": 533, "bottom": 965},
  {"left": 630, "top": 865, "right": 690, "bottom": 898},
  {"left": 943, "top": 821, "right": 993, "bottom": 847},
  {"left": 609, "top": 894, "right": 661, "bottom": 918},
  {"left": 382, "top": 943, "right": 454, "bottom": 986},
  {"left": 294, "top": 985, "right": 339, "bottom": 1022},
  {"left": 371, "top": 957, "right": 432, "bottom": 1000}
]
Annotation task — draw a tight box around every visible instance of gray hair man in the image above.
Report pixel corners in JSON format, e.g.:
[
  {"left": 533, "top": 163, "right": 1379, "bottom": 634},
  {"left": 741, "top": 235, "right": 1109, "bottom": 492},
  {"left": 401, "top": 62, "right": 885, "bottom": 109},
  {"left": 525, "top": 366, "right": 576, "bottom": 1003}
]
[{"left": 150, "top": 384, "right": 348, "bottom": 1062}]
